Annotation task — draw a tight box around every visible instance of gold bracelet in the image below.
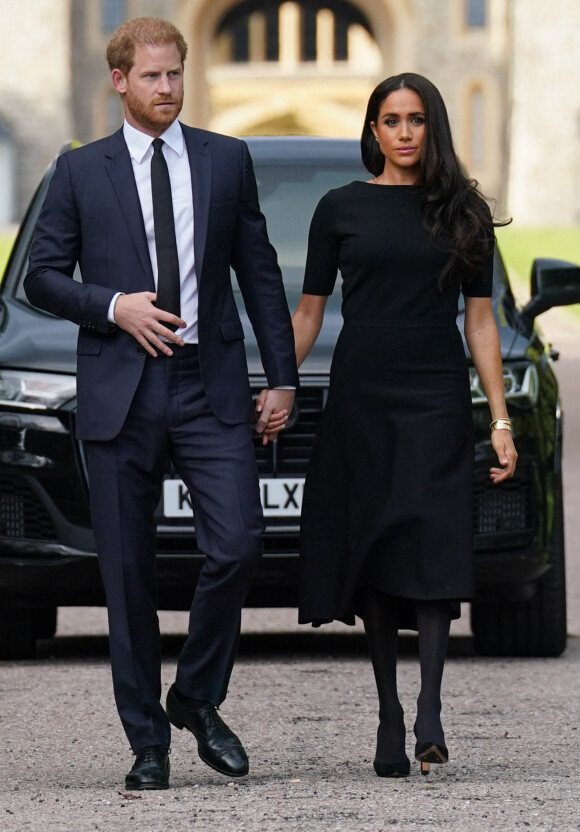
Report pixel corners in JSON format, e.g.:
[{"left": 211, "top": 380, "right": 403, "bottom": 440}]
[{"left": 490, "top": 418, "right": 512, "bottom": 432}]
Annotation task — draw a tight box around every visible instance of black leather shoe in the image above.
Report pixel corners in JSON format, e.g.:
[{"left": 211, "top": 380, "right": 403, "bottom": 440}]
[
  {"left": 125, "top": 745, "right": 170, "bottom": 790},
  {"left": 166, "top": 684, "right": 249, "bottom": 777}
]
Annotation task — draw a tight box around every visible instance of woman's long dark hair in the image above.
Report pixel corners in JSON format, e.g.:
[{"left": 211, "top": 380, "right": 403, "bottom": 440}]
[{"left": 361, "top": 72, "right": 505, "bottom": 286}]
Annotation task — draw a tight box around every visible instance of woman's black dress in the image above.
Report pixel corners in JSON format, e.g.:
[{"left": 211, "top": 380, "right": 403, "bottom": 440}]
[{"left": 298, "top": 182, "right": 493, "bottom": 626}]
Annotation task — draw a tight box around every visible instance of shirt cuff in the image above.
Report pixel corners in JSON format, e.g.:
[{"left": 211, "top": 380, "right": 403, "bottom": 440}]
[
  {"left": 107, "top": 292, "right": 124, "bottom": 324},
  {"left": 273, "top": 386, "right": 296, "bottom": 390}
]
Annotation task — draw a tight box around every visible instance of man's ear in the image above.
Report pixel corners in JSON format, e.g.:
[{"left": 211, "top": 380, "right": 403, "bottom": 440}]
[{"left": 111, "top": 69, "right": 127, "bottom": 95}]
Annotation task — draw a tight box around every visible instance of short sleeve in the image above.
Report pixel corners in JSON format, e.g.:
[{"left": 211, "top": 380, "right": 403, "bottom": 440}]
[
  {"left": 461, "top": 248, "right": 494, "bottom": 297},
  {"left": 461, "top": 200, "right": 494, "bottom": 297},
  {"left": 302, "top": 192, "right": 339, "bottom": 296}
]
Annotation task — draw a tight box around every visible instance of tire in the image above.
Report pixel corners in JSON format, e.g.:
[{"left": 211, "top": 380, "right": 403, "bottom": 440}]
[
  {"left": 0, "top": 610, "right": 38, "bottom": 659},
  {"left": 34, "top": 607, "right": 58, "bottom": 640},
  {"left": 0, "top": 607, "right": 58, "bottom": 659},
  {"left": 472, "top": 474, "right": 567, "bottom": 658}
]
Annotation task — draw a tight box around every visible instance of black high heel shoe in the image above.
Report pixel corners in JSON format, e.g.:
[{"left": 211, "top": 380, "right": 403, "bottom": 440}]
[
  {"left": 373, "top": 718, "right": 410, "bottom": 778},
  {"left": 414, "top": 742, "right": 448, "bottom": 775},
  {"left": 373, "top": 757, "right": 411, "bottom": 778},
  {"left": 413, "top": 724, "right": 448, "bottom": 775}
]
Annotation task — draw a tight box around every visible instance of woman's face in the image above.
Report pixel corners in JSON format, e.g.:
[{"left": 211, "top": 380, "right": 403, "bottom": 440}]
[{"left": 370, "top": 88, "right": 426, "bottom": 180}]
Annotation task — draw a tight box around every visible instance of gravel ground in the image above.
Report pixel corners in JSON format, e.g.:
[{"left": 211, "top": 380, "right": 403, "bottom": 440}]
[
  {"left": 1, "top": 307, "right": 578, "bottom": 831},
  {"left": 1, "top": 624, "right": 578, "bottom": 832}
]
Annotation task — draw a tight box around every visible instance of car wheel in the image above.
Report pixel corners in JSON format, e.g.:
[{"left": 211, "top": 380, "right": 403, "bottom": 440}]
[
  {"left": 471, "top": 473, "right": 567, "bottom": 658},
  {"left": 0, "top": 610, "right": 37, "bottom": 659},
  {"left": 34, "top": 607, "right": 58, "bottom": 640},
  {"left": 0, "top": 607, "right": 58, "bottom": 659}
]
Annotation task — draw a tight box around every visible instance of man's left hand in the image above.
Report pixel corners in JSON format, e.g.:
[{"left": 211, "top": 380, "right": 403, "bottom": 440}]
[{"left": 254, "top": 389, "right": 295, "bottom": 445}]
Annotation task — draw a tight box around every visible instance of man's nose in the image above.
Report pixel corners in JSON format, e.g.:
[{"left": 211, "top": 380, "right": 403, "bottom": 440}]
[{"left": 157, "top": 74, "right": 172, "bottom": 93}]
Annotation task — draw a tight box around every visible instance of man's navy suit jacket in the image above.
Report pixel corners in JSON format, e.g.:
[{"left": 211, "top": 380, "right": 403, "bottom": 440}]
[{"left": 25, "top": 124, "right": 298, "bottom": 441}]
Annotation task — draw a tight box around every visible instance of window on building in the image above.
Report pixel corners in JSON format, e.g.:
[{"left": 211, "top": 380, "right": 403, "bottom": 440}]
[
  {"left": 465, "top": 0, "right": 486, "bottom": 28},
  {"left": 215, "top": 0, "right": 374, "bottom": 64},
  {"left": 101, "top": 0, "right": 127, "bottom": 33}
]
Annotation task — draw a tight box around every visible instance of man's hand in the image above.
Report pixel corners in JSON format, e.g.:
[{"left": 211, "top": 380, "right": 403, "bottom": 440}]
[
  {"left": 254, "top": 389, "right": 295, "bottom": 445},
  {"left": 113, "top": 292, "right": 186, "bottom": 356}
]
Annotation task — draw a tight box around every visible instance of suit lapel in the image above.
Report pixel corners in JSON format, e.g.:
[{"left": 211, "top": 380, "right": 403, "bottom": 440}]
[
  {"left": 103, "top": 129, "right": 154, "bottom": 288},
  {"left": 183, "top": 126, "right": 211, "bottom": 278}
]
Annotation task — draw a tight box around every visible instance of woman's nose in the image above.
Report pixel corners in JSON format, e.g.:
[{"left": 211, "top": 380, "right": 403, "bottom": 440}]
[{"left": 399, "top": 122, "right": 411, "bottom": 139}]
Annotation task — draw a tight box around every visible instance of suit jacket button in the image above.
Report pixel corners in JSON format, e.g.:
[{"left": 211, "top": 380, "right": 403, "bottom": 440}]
[{"left": 137, "top": 346, "right": 145, "bottom": 354}]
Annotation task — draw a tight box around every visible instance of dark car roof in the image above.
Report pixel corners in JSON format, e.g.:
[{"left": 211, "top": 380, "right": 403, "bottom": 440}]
[{"left": 245, "top": 135, "right": 362, "bottom": 161}]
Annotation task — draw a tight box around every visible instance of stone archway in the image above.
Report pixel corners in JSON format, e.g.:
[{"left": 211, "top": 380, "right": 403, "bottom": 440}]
[{"left": 175, "top": 0, "right": 415, "bottom": 135}]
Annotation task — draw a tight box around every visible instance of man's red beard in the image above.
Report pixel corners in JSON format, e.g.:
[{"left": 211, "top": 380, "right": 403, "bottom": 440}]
[{"left": 124, "top": 85, "right": 183, "bottom": 132}]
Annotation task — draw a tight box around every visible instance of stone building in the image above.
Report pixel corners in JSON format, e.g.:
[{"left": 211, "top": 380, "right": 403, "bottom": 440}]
[
  {"left": 0, "top": 0, "right": 72, "bottom": 223},
  {"left": 0, "top": 0, "right": 578, "bottom": 225},
  {"left": 507, "top": 0, "right": 580, "bottom": 225}
]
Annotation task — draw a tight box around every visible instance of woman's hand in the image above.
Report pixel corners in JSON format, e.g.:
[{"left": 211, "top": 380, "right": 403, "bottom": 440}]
[
  {"left": 490, "top": 429, "right": 518, "bottom": 483},
  {"left": 254, "top": 388, "right": 294, "bottom": 445}
]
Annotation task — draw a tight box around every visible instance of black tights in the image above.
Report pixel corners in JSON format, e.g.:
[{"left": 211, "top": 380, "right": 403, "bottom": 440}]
[{"left": 358, "top": 589, "right": 451, "bottom": 762}]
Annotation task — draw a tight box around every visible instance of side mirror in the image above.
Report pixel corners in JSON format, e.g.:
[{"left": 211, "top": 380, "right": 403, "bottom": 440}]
[{"left": 520, "top": 258, "right": 580, "bottom": 326}]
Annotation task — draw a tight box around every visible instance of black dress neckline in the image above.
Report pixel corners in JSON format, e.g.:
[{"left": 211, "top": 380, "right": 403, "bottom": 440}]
[{"left": 350, "top": 180, "right": 421, "bottom": 191}]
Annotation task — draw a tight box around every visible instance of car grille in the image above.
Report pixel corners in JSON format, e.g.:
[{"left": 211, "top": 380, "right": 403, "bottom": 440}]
[
  {"left": 252, "top": 386, "right": 325, "bottom": 475},
  {"left": 0, "top": 474, "right": 58, "bottom": 540},
  {"left": 473, "top": 473, "right": 532, "bottom": 535},
  {"left": 76, "top": 387, "right": 534, "bottom": 546}
]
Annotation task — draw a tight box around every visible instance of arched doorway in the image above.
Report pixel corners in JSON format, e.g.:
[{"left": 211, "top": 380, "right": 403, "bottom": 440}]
[{"left": 175, "top": 0, "right": 415, "bottom": 136}]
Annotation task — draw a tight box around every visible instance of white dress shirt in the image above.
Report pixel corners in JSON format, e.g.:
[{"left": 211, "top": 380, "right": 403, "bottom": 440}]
[
  {"left": 109, "top": 119, "right": 199, "bottom": 342},
  {"left": 109, "top": 121, "right": 294, "bottom": 391}
]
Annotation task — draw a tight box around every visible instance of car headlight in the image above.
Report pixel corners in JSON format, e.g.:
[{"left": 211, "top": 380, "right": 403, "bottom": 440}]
[
  {"left": 0, "top": 371, "right": 76, "bottom": 410},
  {"left": 469, "top": 362, "right": 539, "bottom": 407}
]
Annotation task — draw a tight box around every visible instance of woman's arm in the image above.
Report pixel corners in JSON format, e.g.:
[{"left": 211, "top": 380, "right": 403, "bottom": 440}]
[
  {"left": 464, "top": 295, "right": 518, "bottom": 483},
  {"left": 292, "top": 294, "right": 329, "bottom": 367}
]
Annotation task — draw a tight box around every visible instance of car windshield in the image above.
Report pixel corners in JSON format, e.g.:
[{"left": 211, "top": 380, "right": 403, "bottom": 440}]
[
  {"left": 254, "top": 163, "right": 366, "bottom": 287},
  {"left": 10, "top": 144, "right": 503, "bottom": 315}
]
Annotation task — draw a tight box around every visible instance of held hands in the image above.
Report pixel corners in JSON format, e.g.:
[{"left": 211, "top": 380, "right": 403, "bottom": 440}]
[
  {"left": 114, "top": 292, "right": 186, "bottom": 357},
  {"left": 490, "top": 429, "right": 518, "bottom": 483},
  {"left": 254, "top": 388, "right": 295, "bottom": 446}
]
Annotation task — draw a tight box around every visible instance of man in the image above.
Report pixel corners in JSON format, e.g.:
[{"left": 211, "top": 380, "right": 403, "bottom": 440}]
[{"left": 25, "top": 17, "right": 297, "bottom": 790}]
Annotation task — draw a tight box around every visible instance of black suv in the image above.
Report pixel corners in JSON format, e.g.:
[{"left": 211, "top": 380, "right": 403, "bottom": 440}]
[{"left": 1, "top": 137, "right": 579, "bottom": 659}]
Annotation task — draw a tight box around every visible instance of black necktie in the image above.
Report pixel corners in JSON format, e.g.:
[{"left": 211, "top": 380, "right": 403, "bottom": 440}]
[{"left": 151, "top": 138, "right": 180, "bottom": 326}]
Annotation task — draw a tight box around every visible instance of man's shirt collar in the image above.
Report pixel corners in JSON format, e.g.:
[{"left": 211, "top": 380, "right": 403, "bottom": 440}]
[{"left": 123, "top": 119, "right": 185, "bottom": 164}]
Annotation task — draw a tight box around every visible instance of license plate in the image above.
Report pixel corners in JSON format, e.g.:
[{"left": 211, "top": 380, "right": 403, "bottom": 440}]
[{"left": 162, "top": 477, "right": 304, "bottom": 518}]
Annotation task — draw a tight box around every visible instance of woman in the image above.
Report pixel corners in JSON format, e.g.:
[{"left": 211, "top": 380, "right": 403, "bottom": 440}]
[{"left": 272, "top": 73, "right": 517, "bottom": 778}]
